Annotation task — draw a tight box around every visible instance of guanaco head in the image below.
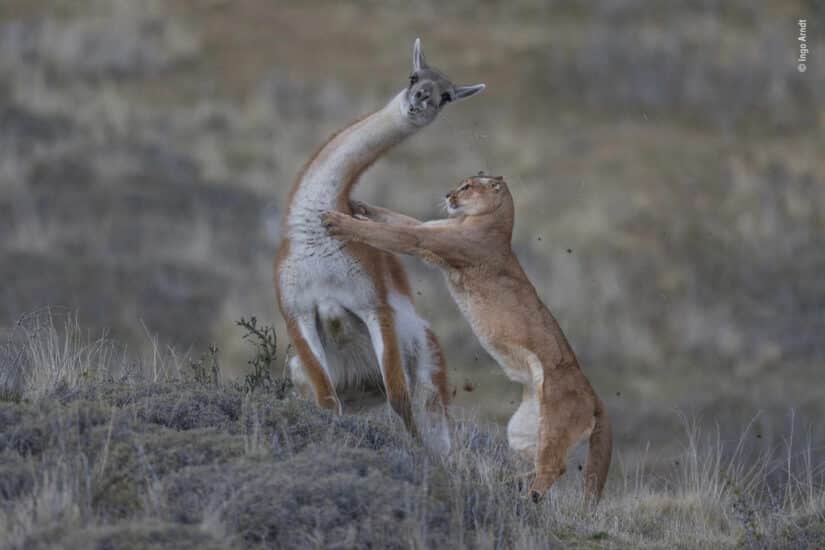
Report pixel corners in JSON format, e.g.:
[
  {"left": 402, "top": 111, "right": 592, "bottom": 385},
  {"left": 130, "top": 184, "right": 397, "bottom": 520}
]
[
  {"left": 403, "top": 38, "right": 485, "bottom": 126},
  {"left": 445, "top": 174, "right": 512, "bottom": 218}
]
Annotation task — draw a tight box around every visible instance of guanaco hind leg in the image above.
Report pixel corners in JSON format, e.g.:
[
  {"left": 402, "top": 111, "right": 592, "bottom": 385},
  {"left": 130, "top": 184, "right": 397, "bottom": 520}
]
[
  {"left": 420, "top": 328, "right": 451, "bottom": 454},
  {"left": 360, "top": 308, "right": 420, "bottom": 439},
  {"left": 287, "top": 355, "right": 313, "bottom": 400},
  {"left": 286, "top": 316, "right": 342, "bottom": 415}
]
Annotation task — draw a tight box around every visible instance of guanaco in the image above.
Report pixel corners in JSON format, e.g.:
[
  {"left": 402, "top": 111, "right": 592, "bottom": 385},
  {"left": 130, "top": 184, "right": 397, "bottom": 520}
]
[
  {"left": 322, "top": 175, "right": 612, "bottom": 504},
  {"left": 275, "top": 39, "right": 485, "bottom": 452}
]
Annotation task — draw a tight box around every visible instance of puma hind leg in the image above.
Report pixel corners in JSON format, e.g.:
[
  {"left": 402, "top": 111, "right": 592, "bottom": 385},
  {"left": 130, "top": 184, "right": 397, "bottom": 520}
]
[{"left": 528, "top": 367, "right": 599, "bottom": 502}]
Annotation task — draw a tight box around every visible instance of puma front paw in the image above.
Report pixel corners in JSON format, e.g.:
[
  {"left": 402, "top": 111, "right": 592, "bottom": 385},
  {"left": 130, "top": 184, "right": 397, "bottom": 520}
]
[{"left": 321, "top": 211, "right": 354, "bottom": 239}]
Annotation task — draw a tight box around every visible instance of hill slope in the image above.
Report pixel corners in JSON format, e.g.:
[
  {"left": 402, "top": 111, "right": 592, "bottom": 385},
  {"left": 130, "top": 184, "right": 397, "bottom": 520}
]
[{"left": 1, "top": 317, "right": 823, "bottom": 549}]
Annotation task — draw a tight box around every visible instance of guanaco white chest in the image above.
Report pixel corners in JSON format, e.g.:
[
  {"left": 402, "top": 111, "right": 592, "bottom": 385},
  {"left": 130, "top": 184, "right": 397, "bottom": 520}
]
[
  {"left": 274, "top": 39, "right": 484, "bottom": 452},
  {"left": 278, "top": 93, "right": 414, "bottom": 321}
]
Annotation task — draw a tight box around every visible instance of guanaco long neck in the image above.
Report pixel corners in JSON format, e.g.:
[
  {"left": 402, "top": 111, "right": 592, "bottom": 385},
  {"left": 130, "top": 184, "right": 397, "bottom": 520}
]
[{"left": 287, "top": 91, "right": 418, "bottom": 237}]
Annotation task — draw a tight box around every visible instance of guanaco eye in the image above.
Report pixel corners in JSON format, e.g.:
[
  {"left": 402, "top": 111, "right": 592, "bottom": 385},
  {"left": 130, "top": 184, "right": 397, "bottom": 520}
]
[
  {"left": 459, "top": 184, "right": 470, "bottom": 192},
  {"left": 440, "top": 92, "right": 452, "bottom": 104},
  {"left": 409, "top": 74, "right": 419, "bottom": 85}
]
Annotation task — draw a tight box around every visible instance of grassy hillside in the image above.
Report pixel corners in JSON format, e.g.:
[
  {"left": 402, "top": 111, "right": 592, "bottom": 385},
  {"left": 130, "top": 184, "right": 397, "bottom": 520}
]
[{"left": 1, "top": 314, "right": 823, "bottom": 548}]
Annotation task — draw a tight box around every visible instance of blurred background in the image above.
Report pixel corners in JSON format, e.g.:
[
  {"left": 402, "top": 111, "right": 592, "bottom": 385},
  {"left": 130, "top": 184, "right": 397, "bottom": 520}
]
[{"left": 1, "top": 0, "right": 823, "bottom": 467}]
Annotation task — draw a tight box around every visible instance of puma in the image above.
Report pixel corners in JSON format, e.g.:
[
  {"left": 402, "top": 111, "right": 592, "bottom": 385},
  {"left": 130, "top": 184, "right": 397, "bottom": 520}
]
[{"left": 322, "top": 175, "right": 612, "bottom": 505}]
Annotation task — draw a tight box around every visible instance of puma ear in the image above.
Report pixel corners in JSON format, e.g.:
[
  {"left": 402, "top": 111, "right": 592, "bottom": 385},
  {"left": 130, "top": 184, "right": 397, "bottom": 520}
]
[
  {"left": 454, "top": 84, "right": 486, "bottom": 101},
  {"left": 413, "top": 38, "right": 427, "bottom": 71}
]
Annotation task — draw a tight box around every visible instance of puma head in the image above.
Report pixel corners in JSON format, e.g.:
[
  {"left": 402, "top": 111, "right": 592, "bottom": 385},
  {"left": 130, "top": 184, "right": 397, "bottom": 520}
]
[{"left": 445, "top": 175, "right": 510, "bottom": 217}]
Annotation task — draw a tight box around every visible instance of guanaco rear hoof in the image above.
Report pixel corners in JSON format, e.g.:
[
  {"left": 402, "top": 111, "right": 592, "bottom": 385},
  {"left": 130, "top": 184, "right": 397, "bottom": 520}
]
[{"left": 531, "top": 490, "right": 542, "bottom": 503}]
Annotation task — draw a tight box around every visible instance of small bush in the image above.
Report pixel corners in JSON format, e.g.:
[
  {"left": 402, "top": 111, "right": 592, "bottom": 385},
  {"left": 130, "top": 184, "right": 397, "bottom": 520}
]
[
  {"left": 236, "top": 316, "right": 292, "bottom": 396},
  {"left": 218, "top": 447, "right": 436, "bottom": 548},
  {"left": 134, "top": 389, "right": 241, "bottom": 431}
]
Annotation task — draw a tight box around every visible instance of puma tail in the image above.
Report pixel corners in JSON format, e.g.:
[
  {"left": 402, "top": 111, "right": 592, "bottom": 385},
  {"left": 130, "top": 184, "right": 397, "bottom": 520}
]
[{"left": 584, "top": 397, "right": 612, "bottom": 507}]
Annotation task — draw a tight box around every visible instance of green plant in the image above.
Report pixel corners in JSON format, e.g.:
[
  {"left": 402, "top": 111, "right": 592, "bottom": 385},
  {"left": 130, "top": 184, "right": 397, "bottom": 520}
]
[{"left": 236, "top": 317, "right": 291, "bottom": 396}]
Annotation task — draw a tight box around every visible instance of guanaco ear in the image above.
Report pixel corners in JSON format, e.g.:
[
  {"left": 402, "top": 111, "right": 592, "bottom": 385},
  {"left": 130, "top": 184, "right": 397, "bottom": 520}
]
[
  {"left": 454, "top": 84, "right": 486, "bottom": 101},
  {"left": 413, "top": 38, "right": 427, "bottom": 71}
]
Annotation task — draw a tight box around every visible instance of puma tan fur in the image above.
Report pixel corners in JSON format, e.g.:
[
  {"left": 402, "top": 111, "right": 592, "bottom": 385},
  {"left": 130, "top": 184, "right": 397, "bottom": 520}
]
[{"left": 323, "top": 175, "right": 612, "bottom": 505}]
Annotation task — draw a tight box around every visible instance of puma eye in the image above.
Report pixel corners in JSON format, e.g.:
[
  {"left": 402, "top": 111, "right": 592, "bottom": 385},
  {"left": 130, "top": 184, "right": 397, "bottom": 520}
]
[
  {"left": 459, "top": 184, "right": 470, "bottom": 192},
  {"left": 440, "top": 92, "right": 452, "bottom": 104},
  {"left": 409, "top": 74, "right": 419, "bottom": 85}
]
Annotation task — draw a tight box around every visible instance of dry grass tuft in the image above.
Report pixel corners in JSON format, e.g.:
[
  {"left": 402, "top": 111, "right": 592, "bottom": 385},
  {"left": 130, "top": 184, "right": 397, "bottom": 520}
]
[{"left": 0, "top": 315, "right": 823, "bottom": 548}]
